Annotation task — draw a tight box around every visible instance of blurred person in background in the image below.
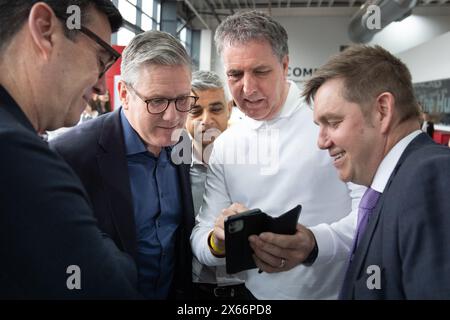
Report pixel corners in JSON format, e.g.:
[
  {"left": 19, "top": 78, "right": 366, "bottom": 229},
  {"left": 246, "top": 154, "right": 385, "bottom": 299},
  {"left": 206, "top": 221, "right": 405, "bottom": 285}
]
[{"left": 185, "top": 70, "right": 247, "bottom": 300}]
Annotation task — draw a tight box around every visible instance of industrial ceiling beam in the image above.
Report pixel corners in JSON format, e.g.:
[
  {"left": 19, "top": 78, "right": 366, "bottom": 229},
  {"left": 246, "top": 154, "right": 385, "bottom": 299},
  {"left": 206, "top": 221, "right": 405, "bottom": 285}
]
[
  {"left": 183, "top": 0, "right": 210, "bottom": 29},
  {"left": 205, "top": 0, "right": 222, "bottom": 23}
]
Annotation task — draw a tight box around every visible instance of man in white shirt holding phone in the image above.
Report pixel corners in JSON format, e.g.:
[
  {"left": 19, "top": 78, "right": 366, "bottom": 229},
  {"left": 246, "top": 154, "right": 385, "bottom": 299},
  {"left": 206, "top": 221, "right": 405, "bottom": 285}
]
[{"left": 190, "top": 11, "right": 365, "bottom": 299}]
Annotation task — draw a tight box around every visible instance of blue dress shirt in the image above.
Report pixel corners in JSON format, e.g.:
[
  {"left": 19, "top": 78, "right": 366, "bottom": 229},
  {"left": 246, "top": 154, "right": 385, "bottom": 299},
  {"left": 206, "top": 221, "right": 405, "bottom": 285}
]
[{"left": 120, "top": 110, "right": 182, "bottom": 299}]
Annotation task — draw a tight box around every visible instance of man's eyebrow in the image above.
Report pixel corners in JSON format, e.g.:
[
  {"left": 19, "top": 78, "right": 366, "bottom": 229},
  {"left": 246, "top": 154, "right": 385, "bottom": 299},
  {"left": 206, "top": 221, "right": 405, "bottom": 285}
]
[
  {"left": 316, "top": 112, "right": 342, "bottom": 123},
  {"left": 209, "top": 101, "right": 225, "bottom": 107},
  {"left": 254, "top": 65, "right": 271, "bottom": 70},
  {"left": 226, "top": 69, "right": 242, "bottom": 74}
]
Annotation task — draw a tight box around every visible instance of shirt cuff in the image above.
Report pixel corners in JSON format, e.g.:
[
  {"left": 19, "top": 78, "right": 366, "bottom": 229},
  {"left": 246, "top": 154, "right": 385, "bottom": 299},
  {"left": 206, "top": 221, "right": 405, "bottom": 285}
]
[
  {"left": 194, "top": 228, "right": 226, "bottom": 267},
  {"left": 309, "top": 223, "right": 341, "bottom": 265}
]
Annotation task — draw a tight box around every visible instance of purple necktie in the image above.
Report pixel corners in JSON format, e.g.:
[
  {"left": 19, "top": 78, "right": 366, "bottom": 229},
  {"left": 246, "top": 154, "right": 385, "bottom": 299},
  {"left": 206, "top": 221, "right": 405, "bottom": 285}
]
[
  {"left": 352, "top": 187, "right": 381, "bottom": 252},
  {"left": 340, "top": 188, "right": 381, "bottom": 299}
]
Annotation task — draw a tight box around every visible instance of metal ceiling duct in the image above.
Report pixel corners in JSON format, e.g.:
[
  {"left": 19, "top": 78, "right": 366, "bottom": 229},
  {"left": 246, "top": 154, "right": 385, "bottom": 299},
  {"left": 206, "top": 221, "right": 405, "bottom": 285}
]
[{"left": 348, "top": 0, "right": 418, "bottom": 43}]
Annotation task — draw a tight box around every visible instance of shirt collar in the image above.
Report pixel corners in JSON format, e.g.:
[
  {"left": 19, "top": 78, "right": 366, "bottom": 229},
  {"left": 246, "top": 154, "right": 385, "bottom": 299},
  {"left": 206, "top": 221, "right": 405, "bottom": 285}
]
[
  {"left": 371, "top": 130, "right": 422, "bottom": 193},
  {"left": 120, "top": 108, "right": 174, "bottom": 162},
  {"left": 120, "top": 108, "right": 148, "bottom": 156},
  {"left": 0, "top": 85, "right": 37, "bottom": 134},
  {"left": 186, "top": 131, "right": 207, "bottom": 167},
  {"left": 243, "top": 80, "right": 304, "bottom": 130},
  {"left": 191, "top": 145, "right": 205, "bottom": 166}
]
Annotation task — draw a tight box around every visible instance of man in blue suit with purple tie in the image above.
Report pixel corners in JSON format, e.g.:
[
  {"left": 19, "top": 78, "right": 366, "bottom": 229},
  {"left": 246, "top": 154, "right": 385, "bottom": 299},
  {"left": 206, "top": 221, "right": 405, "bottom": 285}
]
[{"left": 303, "top": 45, "right": 450, "bottom": 299}]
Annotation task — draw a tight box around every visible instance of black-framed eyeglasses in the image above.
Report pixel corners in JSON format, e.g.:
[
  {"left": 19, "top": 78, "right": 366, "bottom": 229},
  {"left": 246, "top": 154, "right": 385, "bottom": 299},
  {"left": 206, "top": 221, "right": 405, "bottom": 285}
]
[
  {"left": 127, "top": 85, "right": 199, "bottom": 114},
  {"left": 78, "top": 26, "right": 121, "bottom": 79},
  {"left": 55, "top": 14, "right": 120, "bottom": 79}
]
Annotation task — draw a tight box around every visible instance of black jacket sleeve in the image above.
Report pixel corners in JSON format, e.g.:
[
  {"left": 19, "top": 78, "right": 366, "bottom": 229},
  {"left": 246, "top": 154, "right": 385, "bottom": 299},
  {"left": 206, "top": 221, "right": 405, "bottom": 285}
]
[{"left": 0, "top": 129, "right": 140, "bottom": 299}]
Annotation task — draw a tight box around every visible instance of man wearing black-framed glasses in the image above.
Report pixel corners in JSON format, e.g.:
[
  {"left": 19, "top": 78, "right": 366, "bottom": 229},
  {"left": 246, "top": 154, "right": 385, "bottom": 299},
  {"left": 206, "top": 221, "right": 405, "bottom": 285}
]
[
  {"left": 51, "top": 30, "right": 196, "bottom": 300},
  {"left": 0, "top": 0, "right": 139, "bottom": 299},
  {"left": 77, "top": 25, "right": 121, "bottom": 79},
  {"left": 126, "top": 84, "right": 198, "bottom": 114},
  {"left": 54, "top": 9, "right": 120, "bottom": 80}
]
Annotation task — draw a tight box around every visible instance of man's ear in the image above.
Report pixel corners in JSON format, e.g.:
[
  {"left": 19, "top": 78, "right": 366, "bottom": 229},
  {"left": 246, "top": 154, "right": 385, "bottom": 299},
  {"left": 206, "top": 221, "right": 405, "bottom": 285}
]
[
  {"left": 375, "top": 92, "right": 395, "bottom": 134},
  {"left": 118, "top": 81, "right": 130, "bottom": 109},
  {"left": 281, "top": 55, "right": 289, "bottom": 77},
  {"left": 28, "top": 3, "right": 58, "bottom": 60}
]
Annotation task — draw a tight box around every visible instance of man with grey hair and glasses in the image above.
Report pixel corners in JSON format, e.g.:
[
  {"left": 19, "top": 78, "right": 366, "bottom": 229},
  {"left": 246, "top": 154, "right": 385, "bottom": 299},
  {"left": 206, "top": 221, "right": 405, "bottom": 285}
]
[
  {"left": 51, "top": 30, "right": 196, "bottom": 299},
  {"left": 0, "top": 0, "right": 139, "bottom": 298},
  {"left": 191, "top": 11, "right": 365, "bottom": 299}
]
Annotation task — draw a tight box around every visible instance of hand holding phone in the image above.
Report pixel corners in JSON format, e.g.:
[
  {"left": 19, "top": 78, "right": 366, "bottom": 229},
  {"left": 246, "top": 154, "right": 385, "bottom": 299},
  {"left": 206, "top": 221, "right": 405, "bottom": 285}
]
[{"left": 224, "top": 205, "right": 302, "bottom": 274}]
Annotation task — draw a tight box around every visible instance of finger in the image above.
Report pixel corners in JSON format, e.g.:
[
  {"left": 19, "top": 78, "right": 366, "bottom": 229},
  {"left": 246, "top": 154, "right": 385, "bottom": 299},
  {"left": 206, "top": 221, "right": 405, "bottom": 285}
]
[
  {"left": 229, "top": 202, "right": 249, "bottom": 213},
  {"left": 249, "top": 240, "right": 283, "bottom": 269},
  {"left": 259, "top": 227, "right": 306, "bottom": 250},
  {"left": 221, "top": 208, "right": 239, "bottom": 219},
  {"left": 215, "top": 209, "right": 234, "bottom": 229},
  {"left": 249, "top": 234, "right": 285, "bottom": 258},
  {"left": 253, "top": 254, "right": 281, "bottom": 274}
]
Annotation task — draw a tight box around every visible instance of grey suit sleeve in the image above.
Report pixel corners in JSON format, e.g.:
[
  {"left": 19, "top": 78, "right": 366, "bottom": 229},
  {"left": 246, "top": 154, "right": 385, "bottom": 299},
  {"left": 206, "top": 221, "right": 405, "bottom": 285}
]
[{"left": 0, "top": 130, "right": 140, "bottom": 299}]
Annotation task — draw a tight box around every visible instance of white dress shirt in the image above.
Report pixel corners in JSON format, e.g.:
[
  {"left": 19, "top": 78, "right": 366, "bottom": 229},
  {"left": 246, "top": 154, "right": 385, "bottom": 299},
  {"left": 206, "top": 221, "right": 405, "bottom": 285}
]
[
  {"left": 371, "top": 130, "right": 422, "bottom": 193},
  {"left": 190, "top": 82, "right": 365, "bottom": 299}
]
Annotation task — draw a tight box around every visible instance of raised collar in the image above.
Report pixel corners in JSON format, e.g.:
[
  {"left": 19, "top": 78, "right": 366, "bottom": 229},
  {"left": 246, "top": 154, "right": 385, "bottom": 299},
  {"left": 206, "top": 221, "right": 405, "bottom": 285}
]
[{"left": 0, "top": 85, "right": 36, "bottom": 133}]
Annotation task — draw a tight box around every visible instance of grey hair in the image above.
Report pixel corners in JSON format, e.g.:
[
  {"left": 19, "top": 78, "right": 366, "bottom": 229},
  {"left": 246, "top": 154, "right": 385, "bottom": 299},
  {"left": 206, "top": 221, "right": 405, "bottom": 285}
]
[
  {"left": 192, "top": 70, "right": 224, "bottom": 91},
  {"left": 214, "top": 10, "right": 288, "bottom": 62},
  {"left": 121, "top": 30, "right": 192, "bottom": 87}
]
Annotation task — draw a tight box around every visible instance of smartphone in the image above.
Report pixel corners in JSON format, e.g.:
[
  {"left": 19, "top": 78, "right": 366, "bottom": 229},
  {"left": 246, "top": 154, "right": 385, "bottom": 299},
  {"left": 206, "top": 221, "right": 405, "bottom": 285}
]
[{"left": 224, "top": 205, "right": 301, "bottom": 274}]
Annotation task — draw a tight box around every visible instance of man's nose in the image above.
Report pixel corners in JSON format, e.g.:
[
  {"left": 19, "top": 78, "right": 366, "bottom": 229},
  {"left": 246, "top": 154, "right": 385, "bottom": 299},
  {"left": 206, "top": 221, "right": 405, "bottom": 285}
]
[
  {"left": 92, "top": 74, "right": 107, "bottom": 95},
  {"left": 201, "top": 111, "right": 213, "bottom": 126},
  {"left": 162, "top": 100, "right": 179, "bottom": 121},
  {"left": 242, "top": 73, "right": 257, "bottom": 96},
  {"left": 317, "top": 127, "right": 331, "bottom": 150}
]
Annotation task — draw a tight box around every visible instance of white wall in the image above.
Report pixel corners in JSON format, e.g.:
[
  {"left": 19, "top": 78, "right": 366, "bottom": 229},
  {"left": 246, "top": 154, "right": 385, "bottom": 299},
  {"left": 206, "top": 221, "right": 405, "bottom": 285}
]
[
  {"left": 199, "top": 29, "right": 212, "bottom": 71},
  {"left": 207, "top": 8, "right": 450, "bottom": 87},
  {"left": 369, "top": 12, "right": 450, "bottom": 54},
  {"left": 397, "top": 31, "right": 450, "bottom": 83},
  {"left": 211, "top": 15, "right": 353, "bottom": 87},
  {"left": 276, "top": 15, "right": 352, "bottom": 87}
]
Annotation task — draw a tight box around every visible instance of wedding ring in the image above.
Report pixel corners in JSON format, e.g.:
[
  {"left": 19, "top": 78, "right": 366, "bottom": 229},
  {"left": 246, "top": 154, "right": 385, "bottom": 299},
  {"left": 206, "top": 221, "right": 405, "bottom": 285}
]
[{"left": 279, "top": 258, "right": 286, "bottom": 268}]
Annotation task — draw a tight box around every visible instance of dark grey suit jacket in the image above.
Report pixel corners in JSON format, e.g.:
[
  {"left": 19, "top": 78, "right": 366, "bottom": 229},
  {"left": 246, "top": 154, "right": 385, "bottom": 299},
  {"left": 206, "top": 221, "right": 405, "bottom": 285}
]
[
  {"left": 50, "top": 109, "right": 195, "bottom": 299},
  {"left": 341, "top": 133, "right": 450, "bottom": 299},
  {"left": 0, "top": 86, "right": 139, "bottom": 299}
]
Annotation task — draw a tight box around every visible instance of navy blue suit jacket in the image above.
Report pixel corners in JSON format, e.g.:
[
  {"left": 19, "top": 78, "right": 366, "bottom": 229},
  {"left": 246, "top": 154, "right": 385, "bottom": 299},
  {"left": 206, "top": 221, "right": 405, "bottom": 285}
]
[
  {"left": 341, "top": 133, "right": 450, "bottom": 299},
  {"left": 0, "top": 86, "right": 139, "bottom": 299},
  {"left": 50, "top": 109, "right": 195, "bottom": 299}
]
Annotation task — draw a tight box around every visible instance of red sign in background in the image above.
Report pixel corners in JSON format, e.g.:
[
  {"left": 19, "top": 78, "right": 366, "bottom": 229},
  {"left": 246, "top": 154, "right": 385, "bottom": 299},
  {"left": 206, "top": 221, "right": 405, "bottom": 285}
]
[{"left": 105, "top": 45, "right": 125, "bottom": 110}]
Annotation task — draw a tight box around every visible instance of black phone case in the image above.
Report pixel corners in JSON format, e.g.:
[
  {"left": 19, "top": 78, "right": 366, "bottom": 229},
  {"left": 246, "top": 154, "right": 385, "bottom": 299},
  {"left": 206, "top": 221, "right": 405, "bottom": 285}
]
[{"left": 224, "top": 204, "right": 302, "bottom": 274}]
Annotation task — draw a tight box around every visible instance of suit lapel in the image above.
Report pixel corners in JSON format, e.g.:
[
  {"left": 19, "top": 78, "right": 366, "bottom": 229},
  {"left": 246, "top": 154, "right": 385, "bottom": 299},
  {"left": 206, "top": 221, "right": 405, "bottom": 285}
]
[
  {"left": 177, "top": 163, "right": 195, "bottom": 231},
  {"left": 344, "top": 192, "right": 385, "bottom": 297},
  {"left": 345, "top": 133, "right": 433, "bottom": 297},
  {"left": 96, "top": 109, "right": 137, "bottom": 259}
]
